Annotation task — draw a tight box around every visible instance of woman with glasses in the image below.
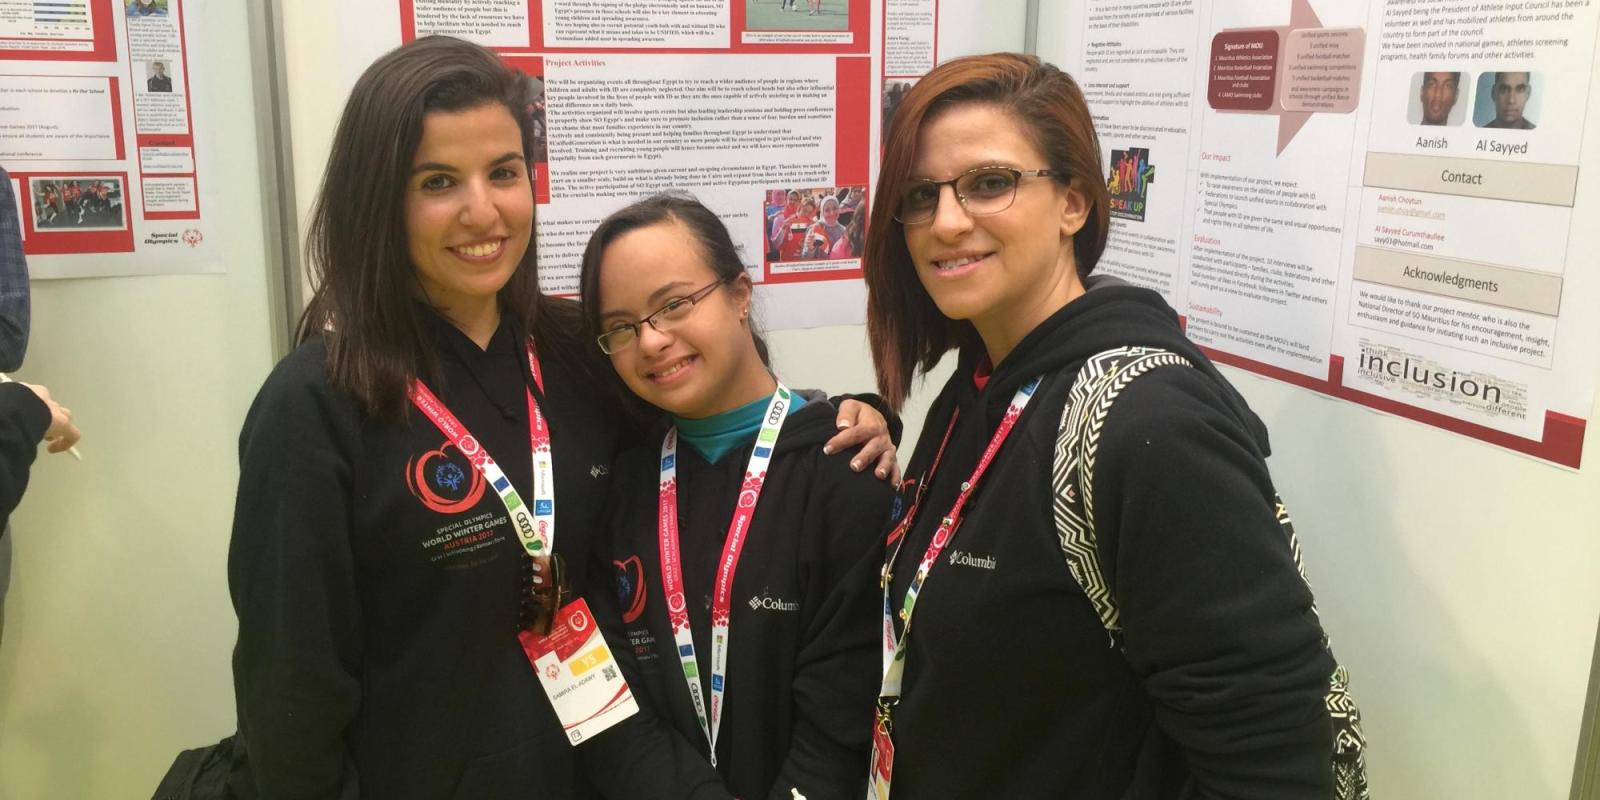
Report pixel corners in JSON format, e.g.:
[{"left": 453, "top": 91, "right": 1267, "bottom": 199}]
[
  {"left": 862, "top": 53, "right": 1349, "bottom": 798},
  {"left": 578, "top": 192, "right": 894, "bottom": 800},
  {"left": 227, "top": 37, "right": 892, "bottom": 800}
]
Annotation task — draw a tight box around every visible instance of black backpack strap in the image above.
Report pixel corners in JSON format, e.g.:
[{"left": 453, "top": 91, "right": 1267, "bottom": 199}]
[{"left": 1050, "top": 346, "right": 1371, "bottom": 799}]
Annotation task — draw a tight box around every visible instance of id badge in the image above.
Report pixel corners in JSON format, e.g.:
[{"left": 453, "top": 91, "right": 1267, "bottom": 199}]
[
  {"left": 518, "top": 598, "right": 639, "bottom": 744},
  {"left": 868, "top": 722, "right": 894, "bottom": 800}
]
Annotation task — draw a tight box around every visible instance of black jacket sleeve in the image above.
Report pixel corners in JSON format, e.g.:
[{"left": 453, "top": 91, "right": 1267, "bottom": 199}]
[
  {"left": 227, "top": 355, "right": 363, "bottom": 800},
  {"left": 1091, "top": 369, "right": 1335, "bottom": 799},
  {"left": 577, "top": 518, "right": 737, "bottom": 800},
  {"left": 767, "top": 457, "right": 892, "bottom": 800},
  {"left": 0, "top": 382, "right": 48, "bottom": 530}
]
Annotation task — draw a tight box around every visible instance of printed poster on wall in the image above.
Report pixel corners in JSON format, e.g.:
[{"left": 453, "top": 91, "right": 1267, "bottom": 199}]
[
  {"left": 1059, "top": 0, "right": 1600, "bottom": 467},
  {"left": 334, "top": 0, "right": 937, "bottom": 330},
  {"left": 1, "top": 0, "right": 217, "bottom": 278}
]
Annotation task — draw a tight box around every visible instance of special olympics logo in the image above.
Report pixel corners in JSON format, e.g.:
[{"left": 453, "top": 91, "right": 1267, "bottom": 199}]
[
  {"left": 406, "top": 440, "right": 485, "bottom": 514},
  {"left": 181, "top": 228, "right": 203, "bottom": 247},
  {"left": 435, "top": 462, "right": 466, "bottom": 492},
  {"left": 545, "top": 664, "right": 560, "bottom": 680},
  {"left": 614, "top": 556, "right": 647, "bottom": 624}
]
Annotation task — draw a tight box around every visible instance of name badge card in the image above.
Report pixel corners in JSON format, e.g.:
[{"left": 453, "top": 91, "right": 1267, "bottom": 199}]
[{"left": 518, "top": 598, "right": 638, "bottom": 744}]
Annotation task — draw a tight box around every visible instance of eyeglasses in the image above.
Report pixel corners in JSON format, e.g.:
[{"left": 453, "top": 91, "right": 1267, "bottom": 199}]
[
  {"left": 520, "top": 553, "right": 569, "bottom": 636},
  {"left": 596, "top": 278, "right": 726, "bottom": 355},
  {"left": 893, "top": 166, "right": 1061, "bottom": 225}
]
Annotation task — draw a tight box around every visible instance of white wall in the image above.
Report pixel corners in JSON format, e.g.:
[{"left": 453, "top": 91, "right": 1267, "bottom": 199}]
[
  {"left": 0, "top": 3, "right": 1015, "bottom": 797},
  {"left": 1035, "top": 2, "right": 1600, "bottom": 797},
  {"left": 0, "top": 2, "right": 279, "bottom": 797}
]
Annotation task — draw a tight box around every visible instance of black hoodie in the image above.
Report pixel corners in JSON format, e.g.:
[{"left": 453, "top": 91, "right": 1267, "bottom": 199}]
[
  {"left": 883, "top": 278, "right": 1337, "bottom": 799},
  {"left": 228, "top": 308, "right": 729, "bottom": 800},
  {"left": 604, "top": 397, "right": 895, "bottom": 800}
]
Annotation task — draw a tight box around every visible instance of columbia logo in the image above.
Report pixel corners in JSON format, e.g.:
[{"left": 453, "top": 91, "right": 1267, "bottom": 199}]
[
  {"left": 748, "top": 594, "right": 800, "bottom": 612},
  {"left": 948, "top": 549, "right": 997, "bottom": 570}
]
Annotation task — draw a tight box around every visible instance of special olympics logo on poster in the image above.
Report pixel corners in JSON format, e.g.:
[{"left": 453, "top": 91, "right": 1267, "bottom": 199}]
[{"left": 1107, "top": 148, "right": 1156, "bottom": 222}]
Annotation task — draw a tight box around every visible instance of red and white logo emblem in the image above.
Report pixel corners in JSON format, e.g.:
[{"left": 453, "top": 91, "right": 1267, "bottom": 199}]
[
  {"left": 667, "top": 591, "right": 687, "bottom": 614},
  {"left": 569, "top": 608, "right": 590, "bottom": 632},
  {"left": 182, "top": 228, "right": 203, "bottom": 247}
]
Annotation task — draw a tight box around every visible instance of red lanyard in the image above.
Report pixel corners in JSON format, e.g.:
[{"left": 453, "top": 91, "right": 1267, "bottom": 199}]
[
  {"left": 409, "top": 341, "right": 555, "bottom": 556},
  {"left": 657, "top": 385, "right": 793, "bottom": 767}
]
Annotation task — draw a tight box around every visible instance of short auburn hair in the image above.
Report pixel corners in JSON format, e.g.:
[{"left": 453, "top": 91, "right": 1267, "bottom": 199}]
[{"left": 863, "top": 53, "right": 1109, "bottom": 409}]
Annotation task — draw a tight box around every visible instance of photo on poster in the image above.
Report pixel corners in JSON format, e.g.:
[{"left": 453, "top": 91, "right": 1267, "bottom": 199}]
[
  {"left": 883, "top": 79, "right": 914, "bottom": 145},
  {"left": 518, "top": 70, "right": 547, "bottom": 164},
  {"left": 29, "top": 176, "right": 127, "bottom": 232},
  {"left": 1473, "top": 70, "right": 1541, "bottom": 130},
  {"left": 1107, "top": 147, "right": 1155, "bottom": 222},
  {"left": 764, "top": 185, "right": 865, "bottom": 264},
  {"left": 745, "top": 0, "right": 851, "bottom": 31},
  {"left": 146, "top": 59, "right": 174, "bottom": 93},
  {"left": 1406, "top": 70, "right": 1467, "bottom": 127},
  {"left": 126, "top": 0, "right": 168, "bottom": 17}
]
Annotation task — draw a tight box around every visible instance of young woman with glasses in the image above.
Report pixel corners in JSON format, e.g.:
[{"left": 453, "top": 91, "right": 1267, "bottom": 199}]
[
  {"left": 578, "top": 192, "right": 895, "bottom": 800},
  {"left": 861, "top": 53, "right": 1350, "bottom": 798},
  {"left": 227, "top": 37, "right": 892, "bottom": 800}
]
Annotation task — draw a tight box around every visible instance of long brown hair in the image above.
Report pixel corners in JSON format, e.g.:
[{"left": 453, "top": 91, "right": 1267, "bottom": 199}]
[
  {"left": 297, "top": 35, "right": 578, "bottom": 419},
  {"left": 863, "top": 53, "right": 1111, "bottom": 409}
]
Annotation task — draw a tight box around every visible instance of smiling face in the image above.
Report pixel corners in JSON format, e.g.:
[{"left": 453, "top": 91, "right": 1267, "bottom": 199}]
[
  {"left": 902, "top": 102, "right": 1089, "bottom": 361},
  {"left": 403, "top": 102, "right": 533, "bottom": 326},
  {"left": 1493, "top": 72, "right": 1531, "bottom": 126},
  {"left": 596, "top": 218, "right": 773, "bottom": 419},
  {"left": 821, "top": 198, "right": 840, "bottom": 225},
  {"left": 1420, "top": 71, "right": 1458, "bottom": 125}
]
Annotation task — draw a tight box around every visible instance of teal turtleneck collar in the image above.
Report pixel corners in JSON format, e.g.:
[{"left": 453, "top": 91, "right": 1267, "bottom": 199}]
[{"left": 673, "top": 391, "right": 807, "bottom": 464}]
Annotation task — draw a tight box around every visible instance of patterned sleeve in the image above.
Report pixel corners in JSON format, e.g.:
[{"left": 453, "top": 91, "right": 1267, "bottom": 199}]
[{"left": 0, "top": 168, "right": 30, "bottom": 371}]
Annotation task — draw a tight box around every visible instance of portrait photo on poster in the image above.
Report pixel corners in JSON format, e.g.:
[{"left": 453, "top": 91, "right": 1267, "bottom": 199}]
[
  {"left": 126, "top": 0, "right": 168, "bottom": 17},
  {"left": 146, "top": 60, "right": 174, "bottom": 93},
  {"left": 1473, "top": 70, "right": 1541, "bottom": 130},
  {"left": 1407, "top": 70, "right": 1467, "bottom": 126}
]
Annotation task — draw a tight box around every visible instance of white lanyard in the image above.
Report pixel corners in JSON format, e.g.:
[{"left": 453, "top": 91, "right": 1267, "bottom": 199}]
[
  {"left": 409, "top": 341, "right": 555, "bottom": 556},
  {"left": 658, "top": 384, "right": 792, "bottom": 767}
]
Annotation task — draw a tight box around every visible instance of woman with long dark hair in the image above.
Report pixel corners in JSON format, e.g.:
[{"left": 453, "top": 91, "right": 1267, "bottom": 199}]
[
  {"left": 862, "top": 53, "right": 1362, "bottom": 799},
  {"left": 578, "top": 193, "right": 890, "bottom": 800},
  {"left": 227, "top": 36, "right": 892, "bottom": 799}
]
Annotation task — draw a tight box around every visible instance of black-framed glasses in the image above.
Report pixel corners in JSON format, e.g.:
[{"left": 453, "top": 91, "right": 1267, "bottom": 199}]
[
  {"left": 893, "top": 166, "right": 1061, "bottom": 225},
  {"left": 596, "top": 278, "right": 727, "bottom": 355}
]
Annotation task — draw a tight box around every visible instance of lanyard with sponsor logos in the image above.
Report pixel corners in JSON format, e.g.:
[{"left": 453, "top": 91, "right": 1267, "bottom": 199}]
[
  {"left": 869, "top": 377, "right": 1039, "bottom": 798},
  {"left": 658, "top": 384, "right": 792, "bottom": 768},
  {"left": 409, "top": 341, "right": 555, "bottom": 558}
]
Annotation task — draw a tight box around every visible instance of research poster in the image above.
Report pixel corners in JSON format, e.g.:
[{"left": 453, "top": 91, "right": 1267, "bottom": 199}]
[
  {"left": 1061, "top": 0, "right": 1600, "bottom": 466},
  {"left": 337, "top": 0, "right": 938, "bottom": 330},
  {"left": 1, "top": 0, "right": 217, "bottom": 278}
]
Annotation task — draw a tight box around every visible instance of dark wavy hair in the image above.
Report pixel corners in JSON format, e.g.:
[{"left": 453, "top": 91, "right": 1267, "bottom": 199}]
[
  {"left": 577, "top": 191, "right": 769, "bottom": 368},
  {"left": 297, "top": 35, "right": 580, "bottom": 419},
  {"left": 863, "top": 53, "right": 1111, "bottom": 409}
]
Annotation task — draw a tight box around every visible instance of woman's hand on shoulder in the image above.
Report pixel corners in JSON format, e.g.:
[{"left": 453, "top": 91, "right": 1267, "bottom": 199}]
[{"left": 825, "top": 399, "right": 899, "bottom": 484}]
